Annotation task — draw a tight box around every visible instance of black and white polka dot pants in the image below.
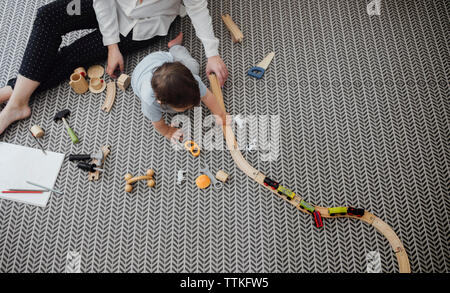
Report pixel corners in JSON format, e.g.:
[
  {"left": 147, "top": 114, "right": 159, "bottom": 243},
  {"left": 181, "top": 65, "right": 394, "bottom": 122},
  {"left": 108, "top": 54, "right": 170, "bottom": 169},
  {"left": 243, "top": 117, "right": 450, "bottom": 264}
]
[{"left": 6, "top": 0, "right": 160, "bottom": 94}]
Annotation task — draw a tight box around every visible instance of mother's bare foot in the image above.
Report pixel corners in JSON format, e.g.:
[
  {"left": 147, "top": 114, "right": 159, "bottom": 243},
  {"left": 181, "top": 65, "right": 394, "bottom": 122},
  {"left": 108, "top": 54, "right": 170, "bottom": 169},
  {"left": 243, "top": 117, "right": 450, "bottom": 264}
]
[
  {"left": 0, "top": 86, "right": 13, "bottom": 104},
  {"left": 168, "top": 32, "right": 183, "bottom": 48},
  {"left": 0, "top": 102, "right": 31, "bottom": 134}
]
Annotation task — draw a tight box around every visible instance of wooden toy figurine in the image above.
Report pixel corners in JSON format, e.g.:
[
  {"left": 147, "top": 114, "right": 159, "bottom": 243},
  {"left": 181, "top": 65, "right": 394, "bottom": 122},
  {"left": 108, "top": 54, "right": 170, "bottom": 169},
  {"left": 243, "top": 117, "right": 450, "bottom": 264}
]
[{"left": 124, "top": 169, "right": 156, "bottom": 192}]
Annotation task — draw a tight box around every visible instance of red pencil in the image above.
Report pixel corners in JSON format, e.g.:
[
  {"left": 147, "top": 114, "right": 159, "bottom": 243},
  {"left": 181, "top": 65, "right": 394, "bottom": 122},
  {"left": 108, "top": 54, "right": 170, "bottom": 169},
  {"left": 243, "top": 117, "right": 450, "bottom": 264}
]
[{"left": 2, "top": 191, "right": 43, "bottom": 194}]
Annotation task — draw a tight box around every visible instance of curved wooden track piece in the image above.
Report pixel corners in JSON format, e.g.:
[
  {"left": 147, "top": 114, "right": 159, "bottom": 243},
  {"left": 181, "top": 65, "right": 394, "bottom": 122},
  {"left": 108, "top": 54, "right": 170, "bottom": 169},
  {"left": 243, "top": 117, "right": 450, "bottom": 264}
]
[
  {"left": 209, "top": 74, "right": 411, "bottom": 273},
  {"left": 102, "top": 81, "right": 116, "bottom": 112}
]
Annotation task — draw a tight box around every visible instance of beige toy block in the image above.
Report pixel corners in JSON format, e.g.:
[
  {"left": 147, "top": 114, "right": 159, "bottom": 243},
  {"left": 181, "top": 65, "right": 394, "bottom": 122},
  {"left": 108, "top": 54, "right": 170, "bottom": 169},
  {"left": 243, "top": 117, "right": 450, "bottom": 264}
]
[
  {"left": 222, "top": 14, "right": 243, "bottom": 43},
  {"left": 117, "top": 74, "right": 131, "bottom": 91}
]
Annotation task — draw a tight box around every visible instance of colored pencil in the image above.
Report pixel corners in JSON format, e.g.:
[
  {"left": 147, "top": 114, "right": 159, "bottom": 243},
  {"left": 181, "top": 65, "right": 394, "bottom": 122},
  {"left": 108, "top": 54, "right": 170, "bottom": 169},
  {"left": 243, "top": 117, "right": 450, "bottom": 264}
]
[{"left": 2, "top": 191, "right": 43, "bottom": 194}]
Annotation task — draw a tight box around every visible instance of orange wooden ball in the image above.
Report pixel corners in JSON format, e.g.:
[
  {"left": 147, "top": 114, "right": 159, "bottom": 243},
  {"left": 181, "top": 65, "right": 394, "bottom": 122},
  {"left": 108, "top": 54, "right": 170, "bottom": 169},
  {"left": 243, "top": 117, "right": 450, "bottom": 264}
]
[{"left": 196, "top": 174, "right": 211, "bottom": 189}]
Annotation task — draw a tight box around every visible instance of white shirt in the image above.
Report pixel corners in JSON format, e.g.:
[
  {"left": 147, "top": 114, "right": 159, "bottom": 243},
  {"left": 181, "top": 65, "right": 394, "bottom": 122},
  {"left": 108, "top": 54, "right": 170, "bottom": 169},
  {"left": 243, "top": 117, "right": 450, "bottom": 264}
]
[{"left": 93, "top": 0, "right": 219, "bottom": 57}]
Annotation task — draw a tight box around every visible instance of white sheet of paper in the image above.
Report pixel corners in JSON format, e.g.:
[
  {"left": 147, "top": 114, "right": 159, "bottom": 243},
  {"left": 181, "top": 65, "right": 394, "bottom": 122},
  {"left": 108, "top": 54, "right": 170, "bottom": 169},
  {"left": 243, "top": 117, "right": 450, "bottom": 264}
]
[{"left": 0, "top": 142, "right": 65, "bottom": 207}]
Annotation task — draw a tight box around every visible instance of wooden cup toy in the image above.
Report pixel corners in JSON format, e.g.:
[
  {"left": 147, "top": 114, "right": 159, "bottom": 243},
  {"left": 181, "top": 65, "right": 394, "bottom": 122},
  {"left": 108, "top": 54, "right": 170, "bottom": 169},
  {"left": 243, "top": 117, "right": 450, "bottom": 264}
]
[
  {"left": 69, "top": 72, "right": 89, "bottom": 94},
  {"left": 89, "top": 77, "right": 106, "bottom": 93},
  {"left": 124, "top": 169, "right": 156, "bottom": 192},
  {"left": 73, "top": 67, "right": 87, "bottom": 78}
]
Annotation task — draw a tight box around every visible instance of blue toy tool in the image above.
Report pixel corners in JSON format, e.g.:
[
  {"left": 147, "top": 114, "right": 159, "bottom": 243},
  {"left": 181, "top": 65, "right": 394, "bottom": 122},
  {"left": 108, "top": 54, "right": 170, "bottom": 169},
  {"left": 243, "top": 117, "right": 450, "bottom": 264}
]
[{"left": 247, "top": 52, "right": 275, "bottom": 79}]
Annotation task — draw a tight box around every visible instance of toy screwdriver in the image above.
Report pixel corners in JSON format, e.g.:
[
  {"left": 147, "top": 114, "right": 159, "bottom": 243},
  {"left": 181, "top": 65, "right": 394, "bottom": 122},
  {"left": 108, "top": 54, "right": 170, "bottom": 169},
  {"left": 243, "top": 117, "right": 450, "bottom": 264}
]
[{"left": 77, "top": 162, "right": 104, "bottom": 172}]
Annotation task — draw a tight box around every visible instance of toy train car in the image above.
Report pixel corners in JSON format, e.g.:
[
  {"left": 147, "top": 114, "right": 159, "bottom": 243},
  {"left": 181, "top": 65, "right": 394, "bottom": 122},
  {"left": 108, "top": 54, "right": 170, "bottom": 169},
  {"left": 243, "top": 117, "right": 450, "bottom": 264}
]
[
  {"left": 313, "top": 211, "right": 323, "bottom": 228},
  {"left": 277, "top": 185, "right": 295, "bottom": 200},
  {"left": 328, "top": 207, "right": 347, "bottom": 216},
  {"left": 347, "top": 207, "right": 365, "bottom": 217},
  {"left": 263, "top": 177, "right": 279, "bottom": 190},
  {"left": 299, "top": 200, "right": 315, "bottom": 213},
  {"left": 328, "top": 206, "right": 365, "bottom": 217}
]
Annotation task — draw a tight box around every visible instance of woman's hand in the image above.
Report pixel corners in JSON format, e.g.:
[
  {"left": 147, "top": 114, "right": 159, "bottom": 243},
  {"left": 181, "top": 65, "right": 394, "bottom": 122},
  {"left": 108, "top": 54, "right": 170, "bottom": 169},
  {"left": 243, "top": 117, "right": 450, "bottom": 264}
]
[
  {"left": 206, "top": 55, "right": 228, "bottom": 87},
  {"left": 106, "top": 44, "right": 124, "bottom": 78}
]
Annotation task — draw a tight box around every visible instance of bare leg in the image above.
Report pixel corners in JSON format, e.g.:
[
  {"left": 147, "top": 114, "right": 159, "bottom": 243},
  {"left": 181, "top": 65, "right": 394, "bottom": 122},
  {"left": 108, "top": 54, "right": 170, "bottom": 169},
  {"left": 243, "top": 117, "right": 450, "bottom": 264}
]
[
  {"left": 0, "top": 86, "right": 13, "bottom": 104},
  {"left": 0, "top": 75, "right": 39, "bottom": 134}
]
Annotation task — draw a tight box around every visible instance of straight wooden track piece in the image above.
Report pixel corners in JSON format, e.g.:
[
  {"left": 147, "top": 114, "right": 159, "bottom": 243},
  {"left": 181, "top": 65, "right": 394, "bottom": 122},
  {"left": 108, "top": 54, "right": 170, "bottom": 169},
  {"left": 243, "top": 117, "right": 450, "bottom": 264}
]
[
  {"left": 208, "top": 74, "right": 226, "bottom": 113},
  {"left": 88, "top": 145, "right": 110, "bottom": 181},
  {"left": 101, "top": 81, "right": 116, "bottom": 112},
  {"left": 222, "top": 14, "right": 243, "bottom": 43}
]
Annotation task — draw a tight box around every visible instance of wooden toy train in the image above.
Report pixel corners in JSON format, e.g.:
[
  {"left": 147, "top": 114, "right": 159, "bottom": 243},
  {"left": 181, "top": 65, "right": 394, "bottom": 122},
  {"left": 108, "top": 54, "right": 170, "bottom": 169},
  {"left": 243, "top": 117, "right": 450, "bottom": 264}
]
[{"left": 263, "top": 177, "right": 365, "bottom": 228}]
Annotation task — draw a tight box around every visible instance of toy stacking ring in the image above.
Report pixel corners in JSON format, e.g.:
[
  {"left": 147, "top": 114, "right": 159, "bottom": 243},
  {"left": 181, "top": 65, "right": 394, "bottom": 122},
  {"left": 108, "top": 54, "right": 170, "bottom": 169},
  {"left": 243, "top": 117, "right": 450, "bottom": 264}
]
[{"left": 184, "top": 140, "right": 200, "bottom": 157}]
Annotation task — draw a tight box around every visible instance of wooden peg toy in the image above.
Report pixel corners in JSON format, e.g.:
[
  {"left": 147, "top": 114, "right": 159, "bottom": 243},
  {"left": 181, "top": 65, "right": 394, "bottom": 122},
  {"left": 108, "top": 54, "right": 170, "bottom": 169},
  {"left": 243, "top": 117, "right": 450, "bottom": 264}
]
[
  {"left": 124, "top": 169, "right": 156, "bottom": 192},
  {"left": 215, "top": 170, "right": 229, "bottom": 183},
  {"left": 69, "top": 72, "right": 89, "bottom": 94},
  {"left": 222, "top": 14, "right": 243, "bottom": 43},
  {"left": 117, "top": 74, "right": 131, "bottom": 91},
  {"left": 101, "top": 81, "right": 116, "bottom": 112}
]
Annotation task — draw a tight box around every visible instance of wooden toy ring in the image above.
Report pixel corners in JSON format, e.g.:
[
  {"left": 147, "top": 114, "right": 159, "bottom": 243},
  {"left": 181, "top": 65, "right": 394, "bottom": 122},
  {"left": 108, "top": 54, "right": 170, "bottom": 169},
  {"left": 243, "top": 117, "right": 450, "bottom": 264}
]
[{"left": 184, "top": 140, "right": 200, "bottom": 157}]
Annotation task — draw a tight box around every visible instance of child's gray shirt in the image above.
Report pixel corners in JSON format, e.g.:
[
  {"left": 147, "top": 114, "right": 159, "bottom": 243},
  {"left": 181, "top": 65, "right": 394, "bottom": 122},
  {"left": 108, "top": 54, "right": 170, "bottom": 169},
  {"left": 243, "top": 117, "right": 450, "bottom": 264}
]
[{"left": 131, "top": 51, "right": 207, "bottom": 122}]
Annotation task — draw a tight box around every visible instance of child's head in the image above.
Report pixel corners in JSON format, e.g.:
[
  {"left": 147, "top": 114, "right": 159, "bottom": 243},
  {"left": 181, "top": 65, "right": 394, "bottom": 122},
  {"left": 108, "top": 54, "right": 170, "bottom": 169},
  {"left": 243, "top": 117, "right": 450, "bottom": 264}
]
[{"left": 151, "top": 62, "right": 200, "bottom": 112}]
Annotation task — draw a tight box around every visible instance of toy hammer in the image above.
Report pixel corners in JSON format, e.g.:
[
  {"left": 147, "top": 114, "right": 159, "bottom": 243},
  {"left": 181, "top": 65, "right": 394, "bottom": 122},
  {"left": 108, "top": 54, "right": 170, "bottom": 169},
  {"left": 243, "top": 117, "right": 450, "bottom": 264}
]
[{"left": 54, "top": 109, "right": 79, "bottom": 144}]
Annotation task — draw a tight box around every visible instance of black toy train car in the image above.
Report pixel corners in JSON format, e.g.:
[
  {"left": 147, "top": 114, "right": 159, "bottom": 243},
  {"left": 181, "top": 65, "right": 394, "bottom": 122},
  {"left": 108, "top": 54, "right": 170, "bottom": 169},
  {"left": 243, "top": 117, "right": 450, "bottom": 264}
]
[{"left": 263, "top": 177, "right": 279, "bottom": 190}]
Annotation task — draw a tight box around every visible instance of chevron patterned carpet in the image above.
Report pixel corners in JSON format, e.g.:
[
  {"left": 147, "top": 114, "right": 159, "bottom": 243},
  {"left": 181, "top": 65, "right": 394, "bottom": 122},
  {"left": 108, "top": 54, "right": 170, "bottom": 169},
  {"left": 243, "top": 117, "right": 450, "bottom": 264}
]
[{"left": 0, "top": 0, "right": 449, "bottom": 273}]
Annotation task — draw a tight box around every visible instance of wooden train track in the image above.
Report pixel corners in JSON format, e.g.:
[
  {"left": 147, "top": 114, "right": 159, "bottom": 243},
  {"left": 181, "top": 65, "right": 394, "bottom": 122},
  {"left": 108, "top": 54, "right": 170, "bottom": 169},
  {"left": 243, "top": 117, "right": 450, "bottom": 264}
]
[{"left": 208, "top": 74, "right": 411, "bottom": 273}]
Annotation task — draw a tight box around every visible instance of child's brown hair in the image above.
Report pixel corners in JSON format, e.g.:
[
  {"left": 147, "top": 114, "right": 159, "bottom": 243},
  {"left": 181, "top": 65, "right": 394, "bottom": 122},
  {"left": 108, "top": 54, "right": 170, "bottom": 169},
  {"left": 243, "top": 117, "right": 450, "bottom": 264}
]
[{"left": 151, "top": 62, "right": 201, "bottom": 108}]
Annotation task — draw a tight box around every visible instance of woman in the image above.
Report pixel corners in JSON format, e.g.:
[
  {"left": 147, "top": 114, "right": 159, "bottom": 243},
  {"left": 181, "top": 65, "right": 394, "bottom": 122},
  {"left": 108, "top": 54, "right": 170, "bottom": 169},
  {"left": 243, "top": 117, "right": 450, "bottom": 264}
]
[{"left": 0, "top": 0, "right": 228, "bottom": 134}]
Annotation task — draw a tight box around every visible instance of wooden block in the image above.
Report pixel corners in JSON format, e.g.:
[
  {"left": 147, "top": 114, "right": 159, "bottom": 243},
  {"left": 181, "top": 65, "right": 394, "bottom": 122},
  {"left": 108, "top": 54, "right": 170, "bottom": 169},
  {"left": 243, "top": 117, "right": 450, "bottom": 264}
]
[
  {"left": 215, "top": 170, "right": 229, "bottom": 183},
  {"left": 117, "top": 74, "right": 131, "bottom": 91},
  {"left": 88, "top": 145, "right": 110, "bottom": 181},
  {"left": 102, "top": 81, "right": 116, "bottom": 112},
  {"left": 30, "top": 125, "right": 45, "bottom": 138},
  {"left": 208, "top": 74, "right": 226, "bottom": 113},
  {"left": 222, "top": 14, "right": 243, "bottom": 43}
]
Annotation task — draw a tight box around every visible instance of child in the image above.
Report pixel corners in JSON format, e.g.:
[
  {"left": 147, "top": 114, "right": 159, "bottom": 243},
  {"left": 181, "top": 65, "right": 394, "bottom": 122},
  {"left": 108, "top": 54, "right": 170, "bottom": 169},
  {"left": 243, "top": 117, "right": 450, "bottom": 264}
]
[{"left": 131, "top": 32, "right": 227, "bottom": 142}]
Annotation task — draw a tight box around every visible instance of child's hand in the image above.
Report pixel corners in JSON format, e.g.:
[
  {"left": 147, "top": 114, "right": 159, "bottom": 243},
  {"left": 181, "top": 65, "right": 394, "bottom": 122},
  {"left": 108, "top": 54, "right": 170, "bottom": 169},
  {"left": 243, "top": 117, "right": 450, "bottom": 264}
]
[{"left": 165, "top": 127, "right": 184, "bottom": 144}]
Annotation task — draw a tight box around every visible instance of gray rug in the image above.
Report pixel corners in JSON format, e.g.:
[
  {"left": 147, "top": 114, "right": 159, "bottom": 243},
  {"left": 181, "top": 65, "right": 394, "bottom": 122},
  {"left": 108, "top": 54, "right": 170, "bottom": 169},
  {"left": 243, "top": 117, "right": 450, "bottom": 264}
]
[{"left": 0, "top": 0, "right": 449, "bottom": 273}]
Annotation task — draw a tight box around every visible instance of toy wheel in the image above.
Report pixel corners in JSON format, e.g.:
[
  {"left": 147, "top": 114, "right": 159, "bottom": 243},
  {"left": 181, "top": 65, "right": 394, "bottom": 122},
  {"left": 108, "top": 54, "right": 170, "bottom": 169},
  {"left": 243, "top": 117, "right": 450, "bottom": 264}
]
[
  {"left": 147, "top": 179, "right": 156, "bottom": 188},
  {"left": 124, "top": 173, "right": 133, "bottom": 181},
  {"left": 147, "top": 169, "right": 155, "bottom": 177},
  {"left": 125, "top": 184, "right": 133, "bottom": 193}
]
